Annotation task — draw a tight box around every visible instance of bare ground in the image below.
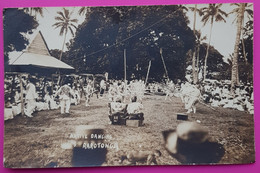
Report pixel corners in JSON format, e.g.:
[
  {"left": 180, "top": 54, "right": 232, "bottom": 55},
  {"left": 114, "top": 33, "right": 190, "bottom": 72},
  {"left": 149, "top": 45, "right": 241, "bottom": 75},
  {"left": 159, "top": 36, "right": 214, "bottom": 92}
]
[{"left": 3, "top": 95, "right": 255, "bottom": 168}]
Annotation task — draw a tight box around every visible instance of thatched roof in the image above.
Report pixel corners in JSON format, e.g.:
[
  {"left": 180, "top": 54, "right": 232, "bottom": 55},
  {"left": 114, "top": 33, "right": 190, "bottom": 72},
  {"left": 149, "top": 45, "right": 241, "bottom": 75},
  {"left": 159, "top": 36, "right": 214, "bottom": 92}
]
[
  {"left": 26, "top": 31, "right": 51, "bottom": 56},
  {"left": 10, "top": 31, "right": 74, "bottom": 70},
  {"left": 10, "top": 52, "right": 74, "bottom": 69}
]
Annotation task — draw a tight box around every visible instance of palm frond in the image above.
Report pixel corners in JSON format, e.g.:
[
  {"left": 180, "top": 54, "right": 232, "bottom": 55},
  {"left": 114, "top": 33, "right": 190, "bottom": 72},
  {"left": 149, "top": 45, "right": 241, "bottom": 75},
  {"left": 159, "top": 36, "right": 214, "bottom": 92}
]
[
  {"left": 59, "top": 26, "right": 65, "bottom": 36},
  {"left": 218, "top": 9, "right": 228, "bottom": 17},
  {"left": 63, "top": 8, "right": 70, "bottom": 19},
  {"left": 231, "top": 3, "right": 240, "bottom": 7},
  {"left": 70, "top": 19, "right": 78, "bottom": 23},
  {"left": 229, "top": 8, "right": 240, "bottom": 15},
  {"left": 215, "top": 14, "right": 226, "bottom": 22},
  {"left": 78, "top": 7, "right": 90, "bottom": 15},
  {"left": 70, "top": 23, "right": 78, "bottom": 30},
  {"left": 52, "top": 22, "right": 64, "bottom": 27},
  {"left": 201, "top": 13, "right": 210, "bottom": 25},
  {"left": 57, "top": 11, "right": 66, "bottom": 19},
  {"left": 245, "top": 9, "right": 253, "bottom": 18},
  {"left": 55, "top": 16, "right": 65, "bottom": 21},
  {"left": 68, "top": 26, "right": 75, "bottom": 37}
]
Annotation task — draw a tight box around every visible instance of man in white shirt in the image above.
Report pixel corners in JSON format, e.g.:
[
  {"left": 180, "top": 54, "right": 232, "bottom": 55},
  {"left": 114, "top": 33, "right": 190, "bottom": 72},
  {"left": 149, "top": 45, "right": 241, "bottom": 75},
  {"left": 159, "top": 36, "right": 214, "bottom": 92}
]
[
  {"left": 24, "top": 77, "right": 38, "bottom": 118},
  {"left": 54, "top": 81, "right": 75, "bottom": 114}
]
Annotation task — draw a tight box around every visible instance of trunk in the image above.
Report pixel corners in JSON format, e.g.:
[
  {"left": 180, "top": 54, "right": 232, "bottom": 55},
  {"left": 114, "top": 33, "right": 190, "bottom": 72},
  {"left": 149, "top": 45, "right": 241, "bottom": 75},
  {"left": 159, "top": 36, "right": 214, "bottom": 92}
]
[
  {"left": 231, "top": 4, "right": 245, "bottom": 94},
  {"left": 196, "top": 44, "right": 200, "bottom": 80},
  {"left": 203, "top": 17, "right": 214, "bottom": 81},
  {"left": 242, "top": 37, "right": 248, "bottom": 65},
  {"left": 124, "top": 49, "right": 127, "bottom": 83},
  {"left": 19, "top": 75, "right": 24, "bottom": 116},
  {"left": 241, "top": 17, "right": 248, "bottom": 65},
  {"left": 160, "top": 48, "right": 169, "bottom": 80},
  {"left": 145, "top": 61, "right": 152, "bottom": 85},
  {"left": 59, "top": 30, "right": 67, "bottom": 60},
  {"left": 57, "top": 30, "right": 67, "bottom": 85},
  {"left": 192, "top": 4, "right": 198, "bottom": 84}
]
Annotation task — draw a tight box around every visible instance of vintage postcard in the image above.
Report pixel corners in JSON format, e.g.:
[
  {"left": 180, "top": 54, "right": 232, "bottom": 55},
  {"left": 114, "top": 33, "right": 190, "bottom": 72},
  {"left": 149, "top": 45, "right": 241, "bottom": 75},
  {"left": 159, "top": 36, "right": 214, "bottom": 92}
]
[{"left": 3, "top": 3, "right": 255, "bottom": 168}]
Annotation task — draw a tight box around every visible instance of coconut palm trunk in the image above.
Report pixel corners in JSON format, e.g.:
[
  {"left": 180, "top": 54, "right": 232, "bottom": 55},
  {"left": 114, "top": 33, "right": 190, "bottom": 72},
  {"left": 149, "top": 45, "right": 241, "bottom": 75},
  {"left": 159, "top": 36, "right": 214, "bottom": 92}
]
[
  {"left": 203, "top": 17, "right": 213, "bottom": 81},
  {"left": 196, "top": 44, "right": 201, "bottom": 78},
  {"left": 241, "top": 17, "right": 248, "bottom": 65},
  {"left": 231, "top": 4, "right": 245, "bottom": 93},
  {"left": 59, "top": 30, "right": 67, "bottom": 60},
  {"left": 192, "top": 4, "right": 198, "bottom": 84}
]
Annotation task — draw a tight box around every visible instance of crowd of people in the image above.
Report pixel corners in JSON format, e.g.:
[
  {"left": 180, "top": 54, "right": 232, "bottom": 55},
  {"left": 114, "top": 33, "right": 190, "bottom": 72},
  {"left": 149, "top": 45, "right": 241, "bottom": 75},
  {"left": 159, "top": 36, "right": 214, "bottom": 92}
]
[
  {"left": 4, "top": 74, "right": 146, "bottom": 120},
  {"left": 201, "top": 80, "right": 254, "bottom": 114},
  {"left": 4, "top": 73, "right": 254, "bottom": 121},
  {"left": 160, "top": 79, "right": 254, "bottom": 114}
]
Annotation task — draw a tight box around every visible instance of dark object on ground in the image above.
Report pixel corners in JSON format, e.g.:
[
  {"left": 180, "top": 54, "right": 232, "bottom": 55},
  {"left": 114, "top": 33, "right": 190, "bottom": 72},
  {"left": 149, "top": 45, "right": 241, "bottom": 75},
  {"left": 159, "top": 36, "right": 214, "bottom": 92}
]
[
  {"left": 177, "top": 113, "right": 188, "bottom": 120},
  {"left": 72, "top": 147, "right": 107, "bottom": 167}
]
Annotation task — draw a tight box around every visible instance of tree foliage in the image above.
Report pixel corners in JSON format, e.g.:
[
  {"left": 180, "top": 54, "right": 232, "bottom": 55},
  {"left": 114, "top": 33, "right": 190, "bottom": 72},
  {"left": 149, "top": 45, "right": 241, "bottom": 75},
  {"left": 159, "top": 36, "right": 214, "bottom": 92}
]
[
  {"left": 3, "top": 8, "right": 39, "bottom": 70},
  {"left": 67, "top": 5, "right": 195, "bottom": 81}
]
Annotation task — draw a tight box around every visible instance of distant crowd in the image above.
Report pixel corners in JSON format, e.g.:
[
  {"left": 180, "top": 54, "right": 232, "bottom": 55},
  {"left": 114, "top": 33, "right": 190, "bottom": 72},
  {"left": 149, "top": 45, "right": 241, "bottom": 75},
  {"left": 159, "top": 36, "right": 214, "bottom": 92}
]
[{"left": 4, "top": 73, "right": 254, "bottom": 121}]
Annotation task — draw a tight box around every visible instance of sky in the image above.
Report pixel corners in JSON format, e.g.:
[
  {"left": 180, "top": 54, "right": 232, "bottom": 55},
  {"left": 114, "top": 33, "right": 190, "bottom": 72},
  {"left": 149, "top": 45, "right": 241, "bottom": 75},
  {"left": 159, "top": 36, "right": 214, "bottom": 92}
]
[
  {"left": 9, "top": 3, "right": 253, "bottom": 62},
  {"left": 185, "top": 3, "right": 253, "bottom": 61}
]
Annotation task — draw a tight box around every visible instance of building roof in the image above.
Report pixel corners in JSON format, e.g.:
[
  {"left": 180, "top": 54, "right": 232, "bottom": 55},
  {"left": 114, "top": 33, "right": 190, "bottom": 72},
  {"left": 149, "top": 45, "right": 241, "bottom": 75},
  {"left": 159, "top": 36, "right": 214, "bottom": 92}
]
[
  {"left": 10, "top": 52, "right": 74, "bottom": 69},
  {"left": 10, "top": 31, "right": 74, "bottom": 70}
]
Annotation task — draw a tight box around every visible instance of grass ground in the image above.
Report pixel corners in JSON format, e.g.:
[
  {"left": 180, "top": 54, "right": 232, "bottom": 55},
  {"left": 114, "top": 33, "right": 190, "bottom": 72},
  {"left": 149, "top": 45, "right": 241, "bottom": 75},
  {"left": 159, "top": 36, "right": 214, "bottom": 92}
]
[{"left": 3, "top": 94, "right": 255, "bottom": 168}]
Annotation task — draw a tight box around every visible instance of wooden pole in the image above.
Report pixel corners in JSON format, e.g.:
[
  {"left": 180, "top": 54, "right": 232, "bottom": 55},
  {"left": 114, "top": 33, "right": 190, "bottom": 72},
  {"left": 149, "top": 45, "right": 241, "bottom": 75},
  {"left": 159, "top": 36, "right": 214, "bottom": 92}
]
[
  {"left": 145, "top": 60, "right": 152, "bottom": 85},
  {"left": 123, "top": 49, "right": 127, "bottom": 103},
  {"left": 160, "top": 48, "right": 169, "bottom": 80},
  {"left": 19, "top": 75, "right": 25, "bottom": 116},
  {"left": 124, "top": 49, "right": 127, "bottom": 83},
  {"left": 51, "top": 74, "right": 54, "bottom": 94}
]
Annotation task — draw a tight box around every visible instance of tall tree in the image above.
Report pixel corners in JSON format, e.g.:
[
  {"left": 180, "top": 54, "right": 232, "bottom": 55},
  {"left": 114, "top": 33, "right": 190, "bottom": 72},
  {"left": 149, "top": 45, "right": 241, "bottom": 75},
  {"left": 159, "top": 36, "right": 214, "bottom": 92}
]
[
  {"left": 189, "top": 5, "right": 204, "bottom": 83},
  {"left": 194, "top": 30, "right": 207, "bottom": 79},
  {"left": 68, "top": 5, "right": 195, "bottom": 81},
  {"left": 230, "top": 3, "right": 246, "bottom": 93},
  {"left": 191, "top": 4, "right": 198, "bottom": 83},
  {"left": 229, "top": 3, "right": 253, "bottom": 65},
  {"left": 52, "top": 8, "right": 78, "bottom": 60},
  {"left": 237, "top": 20, "right": 253, "bottom": 83},
  {"left": 200, "top": 4, "right": 228, "bottom": 81}
]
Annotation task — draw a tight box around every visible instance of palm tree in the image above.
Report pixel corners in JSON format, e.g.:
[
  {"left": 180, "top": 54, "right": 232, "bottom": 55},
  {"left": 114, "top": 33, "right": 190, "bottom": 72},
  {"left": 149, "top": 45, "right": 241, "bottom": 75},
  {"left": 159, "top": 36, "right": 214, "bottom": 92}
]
[
  {"left": 230, "top": 3, "right": 246, "bottom": 94},
  {"left": 190, "top": 4, "right": 198, "bottom": 83},
  {"left": 189, "top": 4, "right": 203, "bottom": 83},
  {"left": 195, "top": 30, "right": 207, "bottom": 79},
  {"left": 78, "top": 7, "right": 91, "bottom": 16},
  {"left": 52, "top": 8, "right": 78, "bottom": 60},
  {"left": 200, "top": 4, "right": 228, "bottom": 81},
  {"left": 230, "top": 3, "right": 253, "bottom": 65},
  {"left": 24, "top": 7, "right": 45, "bottom": 17}
]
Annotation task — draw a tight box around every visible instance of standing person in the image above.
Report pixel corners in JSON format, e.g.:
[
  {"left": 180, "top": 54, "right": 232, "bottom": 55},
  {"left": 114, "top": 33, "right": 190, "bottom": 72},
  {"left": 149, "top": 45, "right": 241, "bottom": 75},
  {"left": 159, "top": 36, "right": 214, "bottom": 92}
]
[
  {"left": 24, "top": 77, "right": 38, "bottom": 118},
  {"left": 182, "top": 82, "right": 201, "bottom": 113},
  {"left": 84, "top": 81, "right": 92, "bottom": 106},
  {"left": 54, "top": 80, "right": 75, "bottom": 115},
  {"left": 99, "top": 79, "right": 106, "bottom": 98}
]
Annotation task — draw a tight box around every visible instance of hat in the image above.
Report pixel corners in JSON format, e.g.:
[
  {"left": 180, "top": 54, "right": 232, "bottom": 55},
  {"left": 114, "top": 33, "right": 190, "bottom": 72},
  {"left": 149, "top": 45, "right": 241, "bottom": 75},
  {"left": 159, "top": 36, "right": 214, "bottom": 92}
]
[
  {"left": 176, "top": 122, "right": 208, "bottom": 143},
  {"left": 162, "top": 122, "right": 209, "bottom": 155}
]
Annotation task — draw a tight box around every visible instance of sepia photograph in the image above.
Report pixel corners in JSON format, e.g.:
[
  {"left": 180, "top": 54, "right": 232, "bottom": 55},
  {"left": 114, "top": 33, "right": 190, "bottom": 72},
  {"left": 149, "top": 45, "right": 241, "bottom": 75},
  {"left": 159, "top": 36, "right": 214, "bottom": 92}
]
[{"left": 3, "top": 3, "right": 255, "bottom": 168}]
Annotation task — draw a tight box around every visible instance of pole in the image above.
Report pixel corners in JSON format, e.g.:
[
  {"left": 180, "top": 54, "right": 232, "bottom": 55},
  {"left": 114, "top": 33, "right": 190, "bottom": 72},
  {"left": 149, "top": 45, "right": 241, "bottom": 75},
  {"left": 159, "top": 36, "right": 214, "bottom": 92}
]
[
  {"left": 124, "top": 49, "right": 127, "bottom": 83},
  {"left": 160, "top": 48, "right": 169, "bottom": 80},
  {"left": 145, "top": 60, "right": 152, "bottom": 85},
  {"left": 19, "top": 75, "right": 25, "bottom": 116},
  {"left": 123, "top": 49, "right": 127, "bottom": 103}
]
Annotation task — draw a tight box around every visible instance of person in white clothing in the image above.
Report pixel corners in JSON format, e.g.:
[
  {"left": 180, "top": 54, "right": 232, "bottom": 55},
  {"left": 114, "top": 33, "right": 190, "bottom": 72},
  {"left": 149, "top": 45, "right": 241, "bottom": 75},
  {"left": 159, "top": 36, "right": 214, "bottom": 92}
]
[
  {"left": 24, "top": 77, "right": 38, "bottom": 118},
  {"left": 181, "top": 82, "right": 200, "bottom": 113},
  {"left": 54, "top": 80, "right": 75, "bottom": 114}
]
